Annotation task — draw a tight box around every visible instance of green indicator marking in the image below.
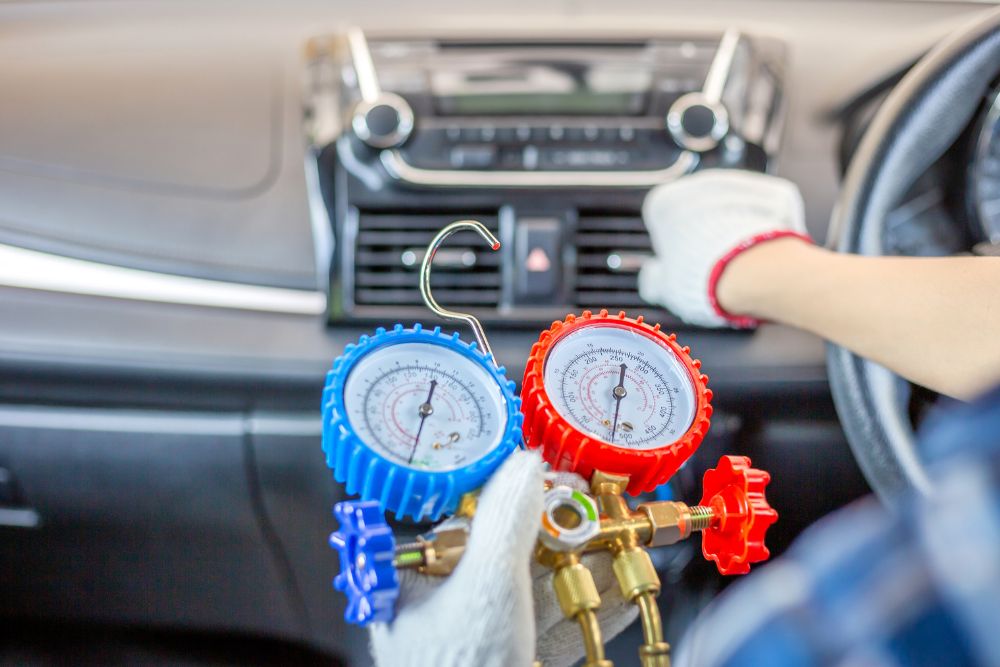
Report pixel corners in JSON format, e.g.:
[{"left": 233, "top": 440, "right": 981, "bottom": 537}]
[
  {"left": 394, "top": 551, "right": 425, "bottom": 568},
  {"left": 572, "top": 490, "right": 598, "bottom": 521}
]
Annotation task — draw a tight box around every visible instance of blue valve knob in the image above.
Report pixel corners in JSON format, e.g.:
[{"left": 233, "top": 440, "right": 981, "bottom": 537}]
[{"left": 329, "top": 500, "right": 400, "bottom": 626}]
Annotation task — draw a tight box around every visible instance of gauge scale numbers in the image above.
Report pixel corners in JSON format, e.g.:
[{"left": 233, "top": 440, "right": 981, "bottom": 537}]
[
  {"left": 543, "top": 326, "right": 697, "bottom": 448},
  {"left": 343, "top": 342, "right": 507, "bottom": 472}
]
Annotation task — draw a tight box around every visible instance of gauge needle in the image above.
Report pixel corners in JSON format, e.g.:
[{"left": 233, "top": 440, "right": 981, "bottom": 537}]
[
  {"left": 409, "top": 379, "right": 437, "bottom": 464},
  {"left": 610, "top": 363, "right": 628, "bottom": 443}
]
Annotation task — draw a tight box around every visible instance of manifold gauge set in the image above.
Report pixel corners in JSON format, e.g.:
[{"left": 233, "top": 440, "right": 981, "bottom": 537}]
[{"left": 322, "top": 220, "right": 777, "bottom": 667}]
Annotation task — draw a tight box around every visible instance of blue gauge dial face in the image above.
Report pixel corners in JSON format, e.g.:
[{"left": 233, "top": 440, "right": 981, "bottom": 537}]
[{"left": 343, "top": 342, "right": 507, "bottom": 472}]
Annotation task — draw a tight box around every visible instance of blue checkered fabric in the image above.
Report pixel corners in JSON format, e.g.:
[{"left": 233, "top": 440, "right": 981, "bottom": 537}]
[{"left": 675, "top": 385, "right": 1000, "bottom": 667}]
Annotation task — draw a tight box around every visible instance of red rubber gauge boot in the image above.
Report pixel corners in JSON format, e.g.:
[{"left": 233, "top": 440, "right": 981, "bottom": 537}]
[{"left": 521, "top": 310, "right": 713, "bottom": 495}]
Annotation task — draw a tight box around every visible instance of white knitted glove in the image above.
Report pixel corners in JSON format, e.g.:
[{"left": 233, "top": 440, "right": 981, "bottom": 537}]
[
  {"left": 638, "top": 169, "right": 810, "bottom": 328},
  {"left": 370, "top": 449, "right": 637, "bottom": 667}
]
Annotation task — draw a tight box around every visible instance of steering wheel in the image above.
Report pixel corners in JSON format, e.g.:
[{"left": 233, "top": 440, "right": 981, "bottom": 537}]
[{"left": 828, "top": 7, "right": 1000, "bottom": 505}]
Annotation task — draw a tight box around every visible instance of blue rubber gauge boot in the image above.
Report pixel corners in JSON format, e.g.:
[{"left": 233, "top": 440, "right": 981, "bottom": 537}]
[{"left": 322, "top": 324, "right": 522, "bottom": 521}]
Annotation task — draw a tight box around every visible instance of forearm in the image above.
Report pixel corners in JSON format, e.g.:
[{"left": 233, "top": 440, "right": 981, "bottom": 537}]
[{"left": 717, "top": 239, "right": 1000, "bottom": 400}]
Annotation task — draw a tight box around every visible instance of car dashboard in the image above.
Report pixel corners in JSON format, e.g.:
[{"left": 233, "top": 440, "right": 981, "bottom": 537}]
[{"left": 0, "top": 1, "right": 997, "bottom": 665}]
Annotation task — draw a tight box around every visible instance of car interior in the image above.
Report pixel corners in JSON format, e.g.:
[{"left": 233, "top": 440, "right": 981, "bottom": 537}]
[{"left": 1, "top": 1, "right": 999, "bottom": 665}]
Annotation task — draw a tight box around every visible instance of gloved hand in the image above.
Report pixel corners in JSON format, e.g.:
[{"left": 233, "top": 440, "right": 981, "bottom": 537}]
[
  {"left": 638, "top": 169, "right": 811, "bottom": 328},
  {"left": 369, "top": 449, "right": 637, "bottom": 667}
]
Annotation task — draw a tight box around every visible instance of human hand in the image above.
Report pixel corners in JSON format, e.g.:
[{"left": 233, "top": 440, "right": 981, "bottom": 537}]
[
  {"left": 369, "top": 450, "right": 637, "bottom": 667},
  {"left": 638, "top": 169, "right": 811, "bottom": 328}
]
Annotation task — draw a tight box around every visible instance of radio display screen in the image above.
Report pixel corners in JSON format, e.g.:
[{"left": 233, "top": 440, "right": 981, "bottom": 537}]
[
  {"left": 439, "top": 91, "right": 645, "bottom": 115},
  {"left": 431, "top": 62, "right": 651, "bottom": 116}
]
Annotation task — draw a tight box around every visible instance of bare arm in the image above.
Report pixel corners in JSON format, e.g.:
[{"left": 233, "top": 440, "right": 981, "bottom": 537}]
[{"left": 716, "top": 238, "right": 1000, "bottom": 400}]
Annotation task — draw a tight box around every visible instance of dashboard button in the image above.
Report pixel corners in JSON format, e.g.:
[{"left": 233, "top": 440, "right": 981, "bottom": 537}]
[
  {"left": 495, "top": 127, "right": 516, "bottom": 142},
  {"left": 514, "top": 217, "right": 563, "bottom": 302},
  {"left": 540, "top": 148, "right": 632, "bottom": 169},
  {"left": 531, "top": 127, "right": 550, "bottom": 142},
  {"left": 449, "top": 145, "right": 497, "bottom": 168}
]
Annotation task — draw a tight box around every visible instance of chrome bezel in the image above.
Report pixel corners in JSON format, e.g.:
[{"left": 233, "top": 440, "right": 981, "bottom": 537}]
[
  {"left": 351, "top": 93, "right": 415, "bottom": 149},
  {"left": 666, "top": 92, "right": 730, "bottom": 153}
]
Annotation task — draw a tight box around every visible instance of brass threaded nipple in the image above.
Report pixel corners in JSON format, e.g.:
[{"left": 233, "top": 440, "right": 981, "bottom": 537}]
[
  {"left": 393, "top": 543, "right": 425, "bottom": 568},
  {"left": 689, "top": 506, "right": 715, "bottom": 532}
]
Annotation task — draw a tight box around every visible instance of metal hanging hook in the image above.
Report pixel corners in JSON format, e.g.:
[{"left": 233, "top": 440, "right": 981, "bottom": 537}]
[{"left": 420, "top": 220, "right": 500, "bottom": 365}]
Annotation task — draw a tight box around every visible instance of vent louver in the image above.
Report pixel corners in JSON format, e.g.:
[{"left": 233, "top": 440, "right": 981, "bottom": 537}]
[
  {"left": 574, "top": 214, "right": 653, "bottom": 310},
  {"left": 352, "top": 212, "right": 501, "bottom": 309}
]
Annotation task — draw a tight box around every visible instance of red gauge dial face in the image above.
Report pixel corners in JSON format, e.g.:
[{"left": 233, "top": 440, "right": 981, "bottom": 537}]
[{"left": 542, "top": 323, "right": 697, "bottom": 449}]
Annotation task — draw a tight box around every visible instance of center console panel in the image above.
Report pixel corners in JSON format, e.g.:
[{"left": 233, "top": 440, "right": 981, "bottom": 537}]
[{"left": 304, "top": 29, "right": 786, "bottom": 326}]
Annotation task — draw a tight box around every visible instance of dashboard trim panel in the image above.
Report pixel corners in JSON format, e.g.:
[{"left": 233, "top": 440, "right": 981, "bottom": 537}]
[
  {"left": 0, "top": 243, "right": 326, "bottom": 315},
  {"left": 379, "top": 148, "right": 699, "bottom": 188}
]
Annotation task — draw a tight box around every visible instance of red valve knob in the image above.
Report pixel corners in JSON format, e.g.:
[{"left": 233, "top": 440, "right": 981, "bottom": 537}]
[{"left": 699, "top": 455, "right": 778, "bottom": 575}]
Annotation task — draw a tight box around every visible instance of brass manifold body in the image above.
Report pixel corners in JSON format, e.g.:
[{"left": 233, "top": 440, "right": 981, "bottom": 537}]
[{"left": 391, "top": 471, "right": 722, "bottom": 667}]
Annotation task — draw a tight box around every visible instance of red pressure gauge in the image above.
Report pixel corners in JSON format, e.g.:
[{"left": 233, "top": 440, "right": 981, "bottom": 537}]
[{"left": 521, "top": 310, "right": 713, "bottom": 495}]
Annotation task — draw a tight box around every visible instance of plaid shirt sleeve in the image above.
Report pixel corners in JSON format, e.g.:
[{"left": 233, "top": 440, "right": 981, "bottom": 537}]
[{"left": 674, "top": 385, "right": 1000, "bottom": 667}]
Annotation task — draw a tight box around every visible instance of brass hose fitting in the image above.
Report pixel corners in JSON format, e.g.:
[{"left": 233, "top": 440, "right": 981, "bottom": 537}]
[
  {"left": 613, "top": 548, "right": 670, "bottom": 667},
  {"left": 455, "top": 491, "right": 478, "bottom": 518},
  {"left": 550, "top": 552, "right": 613, "bottom": 667},
  {"left": 635, "top": 591, "right": 670, "bottom": 667},
  {"left": 637, "top": 500, "right": 715, "bottom": 547},
  {"left": 591, "top": 471, "right": 671, "bottom": 667},
  {"left": 391, "top": 491, "right": 478, "bottom": 576},
  {"left": 392, "top": 524, "right": 469, "bottom": 576}
]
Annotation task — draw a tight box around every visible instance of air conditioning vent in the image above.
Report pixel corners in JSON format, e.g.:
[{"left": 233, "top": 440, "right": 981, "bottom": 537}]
[
  {"left": 351, "top": 212, "right": 501, "bottom": 310},
  {"left": 574, "top": 213, "right": 653, "bottom": 310}
]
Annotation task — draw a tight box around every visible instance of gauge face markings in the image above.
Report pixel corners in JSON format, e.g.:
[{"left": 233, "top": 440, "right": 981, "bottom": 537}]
[
  {"left": 342, "top": 341, "right": 506, "bottom": 472},
  {"left": 542, "top": 326, "right": 697, "bottom": 450},
  {"left": 365, "top": 365, "right": 486, "bottom": 449},
  {"left": 558, "top": 347, "right": 676, "bottom": 445}
]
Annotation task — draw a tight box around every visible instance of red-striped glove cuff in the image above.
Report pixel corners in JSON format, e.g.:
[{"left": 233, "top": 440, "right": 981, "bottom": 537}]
[{"left": 707, "top": 231, "right": 814, "bottom": 329}]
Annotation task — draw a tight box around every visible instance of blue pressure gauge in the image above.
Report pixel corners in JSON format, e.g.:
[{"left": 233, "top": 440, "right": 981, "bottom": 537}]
[{"left": 322, "top": 323, "right": 522, "bottom": 521}]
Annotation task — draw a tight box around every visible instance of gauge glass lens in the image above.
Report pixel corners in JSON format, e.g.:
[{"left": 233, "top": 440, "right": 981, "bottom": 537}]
[
  {"left": 343, "top": 342, "right": 507, "bottom": 471},
  {"left": 543, "top": 325, "right": 696, "bottom": 449}
]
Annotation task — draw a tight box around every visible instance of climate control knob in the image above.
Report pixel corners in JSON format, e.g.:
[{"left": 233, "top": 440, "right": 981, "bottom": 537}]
[
  {"left": 351, "top": 92, "right": 414, "bottom": 149},
  {"left": 666, "top": 92, "right": 730, "bottom": 153}
]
